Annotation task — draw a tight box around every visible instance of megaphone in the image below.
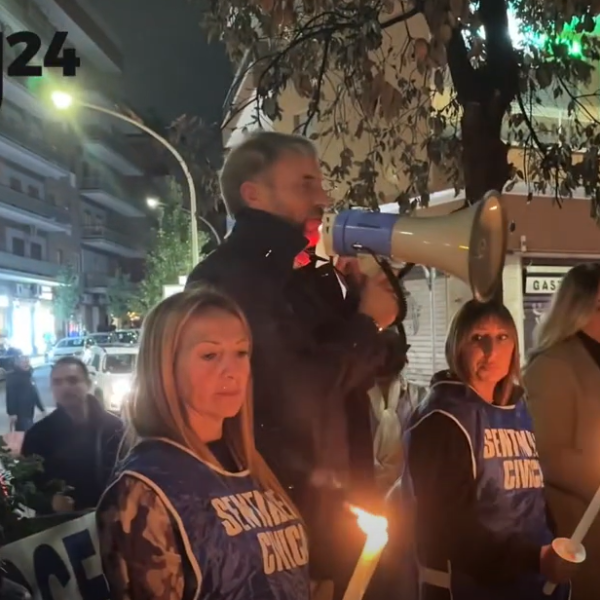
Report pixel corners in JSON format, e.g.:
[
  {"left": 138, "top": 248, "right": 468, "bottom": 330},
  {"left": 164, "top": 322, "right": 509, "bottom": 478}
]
[{"left": 319, "top": 190, "right": 508, "bottom": 303}]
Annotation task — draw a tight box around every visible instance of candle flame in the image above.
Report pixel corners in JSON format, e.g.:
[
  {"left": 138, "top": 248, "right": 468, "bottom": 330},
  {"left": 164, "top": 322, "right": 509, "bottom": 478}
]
[{"left": 349, "top": 505, "right": 389, "bottom": 552}]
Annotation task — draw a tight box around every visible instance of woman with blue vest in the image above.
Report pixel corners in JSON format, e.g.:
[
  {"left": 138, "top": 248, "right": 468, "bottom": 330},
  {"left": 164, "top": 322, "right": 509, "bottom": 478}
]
[
  {"left": 96, "top": 288, "right": 311, "bottom": 600},
  {"left": 401, "top": 300, "right": 577, "bottom": 600}
]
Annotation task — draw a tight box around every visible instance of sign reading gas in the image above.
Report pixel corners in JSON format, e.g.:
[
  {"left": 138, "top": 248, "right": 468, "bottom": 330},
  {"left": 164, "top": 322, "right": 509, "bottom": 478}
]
[
  {"left": 525, "top": 275, "right": 563, "bottom": 295},
  {"left": 0, "top": 513, "right": 108, "bottom": 600}
]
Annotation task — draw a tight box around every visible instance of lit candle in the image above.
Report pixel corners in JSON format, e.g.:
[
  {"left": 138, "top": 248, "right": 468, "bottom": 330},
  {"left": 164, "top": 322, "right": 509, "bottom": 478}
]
[
  {"left": 342, "top": 506, "right": 389, "bottom": 600},
  {"left": 542, "top": 482, "right": 600, "bottom": 595}
]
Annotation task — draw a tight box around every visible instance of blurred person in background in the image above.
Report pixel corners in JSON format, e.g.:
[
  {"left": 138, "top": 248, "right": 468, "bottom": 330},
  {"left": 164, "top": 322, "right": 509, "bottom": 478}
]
[
  {"left": 97, "top": 288, "right": 311, "bottom": 600},
  {"left": 6, "top": 356, "right": 45, "bottom": 432},
  {"left": 368, "top": 328, "right": 426, "bottom": 491},
  {"left": 525, "top": 263, "right": 600, "bottom": 600},
  {"left": 396, "top": 300, "right": 573, "bottom": 600},
  {"left": 186, "top": 131, "right": 399, "bottom": 598},
  {"left": 21, "top": 357, "right": 123, "bottom": 514}
]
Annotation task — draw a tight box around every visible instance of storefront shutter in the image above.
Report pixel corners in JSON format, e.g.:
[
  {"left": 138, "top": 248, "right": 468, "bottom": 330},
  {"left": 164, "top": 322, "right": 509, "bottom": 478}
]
[{"left": 402, "top": 269, "right": 449, "bottom": 387}]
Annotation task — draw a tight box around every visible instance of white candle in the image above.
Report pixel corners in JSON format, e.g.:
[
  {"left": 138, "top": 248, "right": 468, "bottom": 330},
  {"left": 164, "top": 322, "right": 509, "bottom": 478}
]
[
  {"left": 342, "top": 506, "right": 389, "bottom": 600},
  {"left": 542, "top": 482, "right": 600, "bottom": 595}
]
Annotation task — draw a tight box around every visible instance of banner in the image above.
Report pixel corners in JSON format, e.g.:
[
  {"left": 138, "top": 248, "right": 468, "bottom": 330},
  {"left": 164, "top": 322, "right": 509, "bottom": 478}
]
[{"left": 0, "top": 512, "right": 108, "bottom": 600}]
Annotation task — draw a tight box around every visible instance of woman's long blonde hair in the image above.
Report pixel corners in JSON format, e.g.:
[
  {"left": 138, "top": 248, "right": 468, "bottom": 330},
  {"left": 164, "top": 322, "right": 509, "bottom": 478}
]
[
  {"left": 445, "top": 300, "right": 522, "bottom": 405},
  {"left": 529, "top": 263, "right": 600, "bottom": 362},
  {"left": 126, "top": 286, "right": 295, "bottom": 510}
]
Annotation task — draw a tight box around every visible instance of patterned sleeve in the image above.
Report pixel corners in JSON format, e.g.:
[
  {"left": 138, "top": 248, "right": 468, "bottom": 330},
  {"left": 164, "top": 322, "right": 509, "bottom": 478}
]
[{"left": 96, "top": 475, "right": 186, "bottom": 600}]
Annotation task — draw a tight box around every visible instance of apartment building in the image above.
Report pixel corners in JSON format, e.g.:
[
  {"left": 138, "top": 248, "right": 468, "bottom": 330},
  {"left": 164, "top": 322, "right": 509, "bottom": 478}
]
[{"left": 0, "top": 0, "right": 154, "bottom": 356}]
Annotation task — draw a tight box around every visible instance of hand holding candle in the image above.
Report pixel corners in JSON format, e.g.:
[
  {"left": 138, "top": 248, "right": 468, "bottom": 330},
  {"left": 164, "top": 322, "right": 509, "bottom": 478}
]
[
  {"left": 342, "top": 505, "right": 389, "bottom": 600},
  {"left": 542, "top": 481, "right": 600, "bottom": 595}
]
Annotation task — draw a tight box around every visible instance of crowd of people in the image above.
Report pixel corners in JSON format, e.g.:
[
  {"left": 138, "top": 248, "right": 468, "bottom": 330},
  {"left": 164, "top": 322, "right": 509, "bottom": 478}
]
[{"left": 5, "top": 131, "right": 600, "bottom": 600}]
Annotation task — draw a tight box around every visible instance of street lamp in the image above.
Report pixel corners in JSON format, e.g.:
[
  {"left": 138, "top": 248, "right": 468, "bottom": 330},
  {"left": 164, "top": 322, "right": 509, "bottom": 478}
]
[
  {"left": 145, "top": 196, "right": 220, "bottom": 245},
  {"left": 50, "top": 91, "right": 221, "bottom": 260},
  {"left": 146, "top": 197, "right": 160, "bottom": 210}
]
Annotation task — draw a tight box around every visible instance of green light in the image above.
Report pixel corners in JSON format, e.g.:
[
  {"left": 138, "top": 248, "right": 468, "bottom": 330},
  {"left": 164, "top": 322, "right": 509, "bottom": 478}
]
[{"left": 509, "top": 12, "right": 599, "bottom": 60}]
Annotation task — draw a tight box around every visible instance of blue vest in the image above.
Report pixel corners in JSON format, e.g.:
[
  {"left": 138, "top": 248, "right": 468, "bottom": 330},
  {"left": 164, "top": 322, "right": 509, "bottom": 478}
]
[
  {"left": 109, "top": 439, "right": 311, "bottom": 600},
  {"left": 402, "top": 381, "right": 570, "bottom": 600}
]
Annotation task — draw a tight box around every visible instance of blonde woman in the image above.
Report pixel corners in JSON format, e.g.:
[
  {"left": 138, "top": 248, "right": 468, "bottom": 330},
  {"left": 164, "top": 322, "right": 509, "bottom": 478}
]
[
  {"left": 96, "top": 288, "right": 311, "bottom": 600},
  {"left": 395, "top": 300, "right": 573, "bottom": 600},
  {"left": 525, "top": 262, "right": 600, "bottom": 600}
]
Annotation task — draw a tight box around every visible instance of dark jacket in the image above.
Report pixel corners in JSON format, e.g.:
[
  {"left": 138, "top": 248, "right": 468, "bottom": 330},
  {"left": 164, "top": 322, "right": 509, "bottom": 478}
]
[
  {"left": 6, "top": 369, "right": 43, "bottom": 420},
  {"left": 187, "top": 208, "right": 388, "bottom": 582},
  {"left": 21, "top": 396, "right": 124, "bottom": 513}
]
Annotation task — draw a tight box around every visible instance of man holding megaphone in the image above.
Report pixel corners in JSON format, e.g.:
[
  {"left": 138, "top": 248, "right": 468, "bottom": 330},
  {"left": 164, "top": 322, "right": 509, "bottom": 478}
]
[{"left": 186, "top": 131, "right": 400, "bottom": 597}]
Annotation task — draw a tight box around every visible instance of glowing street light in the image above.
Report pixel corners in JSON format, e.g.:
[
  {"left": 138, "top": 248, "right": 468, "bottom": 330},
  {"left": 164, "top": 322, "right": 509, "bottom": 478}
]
[
  {"left": 50, "top": 91, "right": 220, "bottom": 258},
  {"left": 145, "top": 196, "right": 220, "bottom": 244},
  {"left": 146, "top": 197, "right": 160, "bottom": 210},
  {"left": 50, "top": 91, "right": 73, "bottom": 110}
]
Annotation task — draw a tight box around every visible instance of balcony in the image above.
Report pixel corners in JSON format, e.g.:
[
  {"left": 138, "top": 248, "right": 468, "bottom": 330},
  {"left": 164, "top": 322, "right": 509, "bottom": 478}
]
[
  {"left": 79, "top": 176, "right": 145, "bottom": 218},
  {"left": 0, "top": 184, "right": 71, "bottom": 233},
  {"left": 0, "top": 115, "right": 71, "bottom": 180},
  {"left": 2, "top": 75, "right": 45, "bottom": 120},
  {"left": 83, "top": 126, "right": 144, "bottom": 177},
  {"left": 84, "top": 272, "right": 109, "bottom": 291},
  {"left": 30, "top": 0, "right": 123, "bottom": 74},
  {"left": 81, "top": 225, "right": 145, "bottom": 258},
  {"left": 0, "top": 251, "right": 60, "bottom": 286}
]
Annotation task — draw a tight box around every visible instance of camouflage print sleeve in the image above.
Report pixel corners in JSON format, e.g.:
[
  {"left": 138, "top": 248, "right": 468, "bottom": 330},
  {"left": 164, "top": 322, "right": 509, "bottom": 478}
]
[{"left": 96, "top": 475, "right": 186, "bottom": 600}]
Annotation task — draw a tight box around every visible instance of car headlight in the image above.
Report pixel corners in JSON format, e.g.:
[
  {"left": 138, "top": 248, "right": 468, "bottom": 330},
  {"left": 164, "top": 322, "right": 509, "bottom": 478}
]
[{"left": 109, "top": 381, "right": 131, "bottom": 409}]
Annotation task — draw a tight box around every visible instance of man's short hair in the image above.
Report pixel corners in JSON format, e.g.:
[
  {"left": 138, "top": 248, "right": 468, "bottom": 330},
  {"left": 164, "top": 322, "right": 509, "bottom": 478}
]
[
  {"left": 220, "top": 130, "right": 317, "bottom": 216},
  {"left": 51, "top": 356, "right": 90, "bottom": 381}
]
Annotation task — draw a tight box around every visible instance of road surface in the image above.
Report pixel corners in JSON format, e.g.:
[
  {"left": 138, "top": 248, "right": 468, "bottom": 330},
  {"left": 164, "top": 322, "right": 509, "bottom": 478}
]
[{"left": 0, "top": 366, "right": 54, "bottom": 434}]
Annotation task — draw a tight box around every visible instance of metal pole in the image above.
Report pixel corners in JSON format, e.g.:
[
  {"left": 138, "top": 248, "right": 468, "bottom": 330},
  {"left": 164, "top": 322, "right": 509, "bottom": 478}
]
[
  {"left": 77, "top": 102, "right": 221, "bottom": 262},
  {"left": 430, "top": 268, "right": 437, "bottom": 372}
]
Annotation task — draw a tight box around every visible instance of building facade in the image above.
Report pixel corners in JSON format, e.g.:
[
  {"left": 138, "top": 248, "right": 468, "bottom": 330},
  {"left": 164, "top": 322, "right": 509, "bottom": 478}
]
[{"left": 0, "top": 0, "right": 154, "bottom": 356}]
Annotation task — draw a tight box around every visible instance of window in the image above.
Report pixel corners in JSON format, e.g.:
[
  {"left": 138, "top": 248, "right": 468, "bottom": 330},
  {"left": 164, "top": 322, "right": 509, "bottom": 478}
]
[
  {"left": 104, "top": 353, "right": 136, "bottom": 374},
  {"left": 30, "top": 243, "right": 42, "bottom": 260},
  {"left": 27, "top": 185, "right": 39, "bottom": 199},
  {"left": 90, "top": 333, "right": 117, "bottom": 345},
  {"left": 65, "top": 338, "right": 84, "bottom": 348},
  {"left": 11, "top": 238, "right": 25, "bottom": 257},
  {"left": 116, "top": 330, "right": 139, "bottom": 345},
  {"left": 9, "top": 178, "right": 21, "bottom": 193},
  {"left": 56, "top": 249, "right": 64, "bottom": 265}
]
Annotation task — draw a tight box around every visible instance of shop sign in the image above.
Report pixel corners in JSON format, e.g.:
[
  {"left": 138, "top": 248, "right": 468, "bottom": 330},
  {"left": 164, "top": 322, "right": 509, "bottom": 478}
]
[{"left": 525, "top": 275, "right": 563, "bottom": 294}]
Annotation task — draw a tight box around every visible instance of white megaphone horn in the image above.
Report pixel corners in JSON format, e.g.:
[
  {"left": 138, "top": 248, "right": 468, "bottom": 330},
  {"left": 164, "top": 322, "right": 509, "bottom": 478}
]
[{"left": 318, "top": 190, "right": 508, "bottom": 303}]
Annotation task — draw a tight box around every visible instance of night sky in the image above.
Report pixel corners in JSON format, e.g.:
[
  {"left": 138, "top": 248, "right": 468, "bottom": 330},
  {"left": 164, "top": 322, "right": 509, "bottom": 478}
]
[{"left": 91, "top": 0, "right": 233, "bottom": 126}]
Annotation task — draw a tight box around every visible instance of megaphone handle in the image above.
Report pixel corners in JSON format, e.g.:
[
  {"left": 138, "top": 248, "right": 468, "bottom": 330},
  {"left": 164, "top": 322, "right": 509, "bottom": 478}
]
[{"left": 371, "top": 255, "right": 408, "bottom": 325}]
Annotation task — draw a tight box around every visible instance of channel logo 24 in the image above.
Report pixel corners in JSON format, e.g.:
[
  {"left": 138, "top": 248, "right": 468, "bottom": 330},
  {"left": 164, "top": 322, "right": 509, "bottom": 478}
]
[{"left": 0, "top": 31, "right": 80, "bottom": 109}]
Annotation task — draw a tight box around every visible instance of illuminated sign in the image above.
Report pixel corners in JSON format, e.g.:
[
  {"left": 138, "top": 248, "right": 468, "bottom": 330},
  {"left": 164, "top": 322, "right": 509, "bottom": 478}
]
[{"left": 525, "top": 275, "right": 563, "bottom": 294}]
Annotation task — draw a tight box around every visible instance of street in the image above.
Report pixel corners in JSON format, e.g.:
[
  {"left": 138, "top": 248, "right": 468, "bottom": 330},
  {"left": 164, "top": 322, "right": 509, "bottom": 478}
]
[{"left": 0, "top": 366, "right": 54, "bottom": 434}]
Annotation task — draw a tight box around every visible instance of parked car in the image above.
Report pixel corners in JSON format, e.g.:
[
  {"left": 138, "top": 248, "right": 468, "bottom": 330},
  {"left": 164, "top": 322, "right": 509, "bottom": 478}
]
[
  {"left": 84, "top": 345, "right": 138, "bottom": 413},
  {"left": 46, "top": 337, "right": 92, "bottom": 364},
  {"left": 114, "top": 329, "right": 140, "bottom": 346},
  {"left": 87, "top": 332, "right": 119, "bottom": 346}
]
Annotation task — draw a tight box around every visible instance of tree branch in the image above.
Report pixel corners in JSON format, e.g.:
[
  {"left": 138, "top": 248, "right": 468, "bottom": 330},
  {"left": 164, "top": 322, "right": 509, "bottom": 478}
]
[
  {"left": 302, "top": 37, "right": 330, "bottom": 136},
  {"left": 516, "top": 90, "right": 547, "bottom": 155},
  {"left": 380, "top": 2, "right": 422, "bottom": 29}
]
